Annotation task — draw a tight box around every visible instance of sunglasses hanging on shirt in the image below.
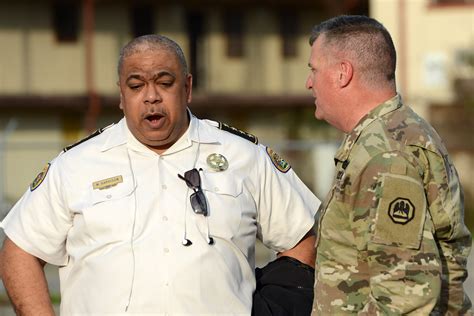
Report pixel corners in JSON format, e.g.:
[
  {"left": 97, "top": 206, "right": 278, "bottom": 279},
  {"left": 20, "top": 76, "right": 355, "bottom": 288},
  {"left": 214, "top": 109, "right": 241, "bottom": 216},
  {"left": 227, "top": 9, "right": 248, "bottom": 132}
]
[
  {"left": 178, "top": 168, "right": 214, "bottom": 246},
  {"left": 178, "top": 168, "right": 208, "bottom": 216}
]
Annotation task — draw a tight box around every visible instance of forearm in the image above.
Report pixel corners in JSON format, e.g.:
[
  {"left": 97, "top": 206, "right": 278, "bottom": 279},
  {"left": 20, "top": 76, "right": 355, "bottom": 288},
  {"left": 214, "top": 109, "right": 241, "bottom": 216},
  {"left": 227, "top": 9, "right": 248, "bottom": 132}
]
[
  {"left": 279, "top": 230, "right": 316, "bottom": 267},
  {"left": 0, "top": 237, "right": 55, "bottom": 316}
]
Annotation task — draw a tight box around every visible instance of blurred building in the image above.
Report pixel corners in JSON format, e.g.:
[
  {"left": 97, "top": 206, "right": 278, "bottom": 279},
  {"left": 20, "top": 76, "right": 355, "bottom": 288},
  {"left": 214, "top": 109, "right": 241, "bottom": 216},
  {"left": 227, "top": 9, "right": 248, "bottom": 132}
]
[
  {"left": 0, "top": 0, "right": 472, "bottom": 215},
  {"left": 372, "top": 0, "right": 474, "bottom": 219}
]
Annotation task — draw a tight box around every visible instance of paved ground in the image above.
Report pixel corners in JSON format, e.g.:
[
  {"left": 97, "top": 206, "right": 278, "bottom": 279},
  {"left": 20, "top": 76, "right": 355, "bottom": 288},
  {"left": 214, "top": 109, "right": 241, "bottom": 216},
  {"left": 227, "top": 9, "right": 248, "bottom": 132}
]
[{"left": 0, "top": 232, "right": 473, "bottom": 315}]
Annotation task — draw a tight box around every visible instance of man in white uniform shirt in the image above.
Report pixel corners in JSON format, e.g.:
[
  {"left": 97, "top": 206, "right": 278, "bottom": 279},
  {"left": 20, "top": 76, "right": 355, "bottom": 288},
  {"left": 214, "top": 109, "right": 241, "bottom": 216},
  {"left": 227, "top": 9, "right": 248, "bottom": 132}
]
[{"left": 0, "top": 35, "right": 319, "bottom": 315}]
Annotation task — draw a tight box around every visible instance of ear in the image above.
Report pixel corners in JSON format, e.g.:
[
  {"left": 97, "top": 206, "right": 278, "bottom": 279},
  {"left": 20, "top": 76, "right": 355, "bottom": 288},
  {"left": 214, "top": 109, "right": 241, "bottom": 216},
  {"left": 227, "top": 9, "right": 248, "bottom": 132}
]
[
  {"left": 185, "top": 74, "right": 193, "bottom": 103},
  {"left": 117, "top": 81, "right": 125, "bottom": 110},
  {"left": 338, "top": 60, "right": 353, "bottom": 88},
  {"left": 119, "top": 91, "right": 124, "bottom": 110}
]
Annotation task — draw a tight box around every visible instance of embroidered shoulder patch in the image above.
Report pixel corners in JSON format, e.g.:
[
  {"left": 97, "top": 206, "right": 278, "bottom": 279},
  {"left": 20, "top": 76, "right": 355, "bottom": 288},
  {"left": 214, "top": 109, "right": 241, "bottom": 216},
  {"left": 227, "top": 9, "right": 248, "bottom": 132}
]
[
  {"left": 373, "top": 174, "right": 426, "bottom": 249},
  {"left": 62, "top": 123, "right": 113, "bottom": 152},
  {"left": 266, "top": 147, "right": 291, "bottom": 173},
  {"left": 218, "top": 122, "right": 258, "bottom": 144},
  {"left": 388, "top": 198, "right": 415, "bottom": 224},
  {"left": 30, "top": 163, "right": 51, "bottom": 191}
]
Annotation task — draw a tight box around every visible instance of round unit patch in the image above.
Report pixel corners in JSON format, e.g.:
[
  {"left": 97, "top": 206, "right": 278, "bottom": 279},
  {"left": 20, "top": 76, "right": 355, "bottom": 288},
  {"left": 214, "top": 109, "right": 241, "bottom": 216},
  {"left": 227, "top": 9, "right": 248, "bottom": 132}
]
[
  {"left": 266, "top": 147, "right": 291, "bottom": 173},
  {"left": 30, "top": 163, "right": 51, "bottom": 191},
  {"left": 388, "top": 197, "right": 415, "bottom": 225}
]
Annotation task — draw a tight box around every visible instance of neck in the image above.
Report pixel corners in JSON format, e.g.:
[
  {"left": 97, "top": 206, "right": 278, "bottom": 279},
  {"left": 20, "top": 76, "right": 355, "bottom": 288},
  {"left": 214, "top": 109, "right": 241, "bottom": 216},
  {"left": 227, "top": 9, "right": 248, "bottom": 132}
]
[{"left": 342, "top": 87, "right": 397, "bottom": 133}]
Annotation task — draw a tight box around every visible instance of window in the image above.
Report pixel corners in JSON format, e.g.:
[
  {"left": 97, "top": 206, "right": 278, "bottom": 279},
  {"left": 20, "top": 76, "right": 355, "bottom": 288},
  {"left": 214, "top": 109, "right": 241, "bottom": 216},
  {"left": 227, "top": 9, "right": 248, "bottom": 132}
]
[
  {"left": 130, "top": 4, "right": 154, "bottom": 37},
  {"left": 278, "top": 12, "right": 299, "bottom": 58},
  {"left": 52, "top": 0, "right": 80, "bottom": 42},
  {"left": 224, "top": 12, "right": 244, "bottom": 58}
]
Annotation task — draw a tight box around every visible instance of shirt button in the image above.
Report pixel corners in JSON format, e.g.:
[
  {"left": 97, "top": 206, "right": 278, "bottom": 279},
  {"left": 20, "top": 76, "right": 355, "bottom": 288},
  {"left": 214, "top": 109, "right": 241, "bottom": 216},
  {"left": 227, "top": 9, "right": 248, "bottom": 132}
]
[
  {"left": 106, "top": 194, "right": 112, "bottom": 199},
  {"left": 214, "top": 187, "right": 219, "bottom": 192},
  {"left": 162, "top": 184, "right": 167, "bottom": 190},
  {"left": 164, "top": 248, "right": 169, "bottom": 253},
  {"left": 162, "top": 216, "right": 168, "bottom": 221}
]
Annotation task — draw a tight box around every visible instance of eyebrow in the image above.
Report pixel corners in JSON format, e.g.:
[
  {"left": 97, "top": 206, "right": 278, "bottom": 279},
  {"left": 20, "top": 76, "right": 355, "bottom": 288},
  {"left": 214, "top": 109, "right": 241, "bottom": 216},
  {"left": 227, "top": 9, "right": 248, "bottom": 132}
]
[{"left": 126, "top": 71, "right": 176, "bottom": 83}]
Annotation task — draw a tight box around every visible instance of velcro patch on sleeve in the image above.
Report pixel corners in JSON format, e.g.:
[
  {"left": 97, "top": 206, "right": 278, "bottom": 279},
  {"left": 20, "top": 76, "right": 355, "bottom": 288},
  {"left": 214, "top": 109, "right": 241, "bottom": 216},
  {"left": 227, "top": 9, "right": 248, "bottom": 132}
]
[{"left": 372, "top": 174, "right": 426, "bottom": 249}]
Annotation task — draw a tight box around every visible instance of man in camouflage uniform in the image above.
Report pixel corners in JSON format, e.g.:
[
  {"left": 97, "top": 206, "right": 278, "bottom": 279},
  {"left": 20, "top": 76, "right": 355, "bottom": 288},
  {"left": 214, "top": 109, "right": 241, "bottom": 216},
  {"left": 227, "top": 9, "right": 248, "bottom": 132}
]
[{"left": 306, "top": 15, "right": 472, "bottom": 314}]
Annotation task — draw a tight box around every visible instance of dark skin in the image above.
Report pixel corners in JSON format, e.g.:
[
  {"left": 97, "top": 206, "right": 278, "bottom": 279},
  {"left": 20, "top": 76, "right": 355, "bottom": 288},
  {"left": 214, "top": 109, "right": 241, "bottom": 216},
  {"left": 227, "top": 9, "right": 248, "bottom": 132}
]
[{"left": 0, "top": 238, "right": 55, "bottom": 315}]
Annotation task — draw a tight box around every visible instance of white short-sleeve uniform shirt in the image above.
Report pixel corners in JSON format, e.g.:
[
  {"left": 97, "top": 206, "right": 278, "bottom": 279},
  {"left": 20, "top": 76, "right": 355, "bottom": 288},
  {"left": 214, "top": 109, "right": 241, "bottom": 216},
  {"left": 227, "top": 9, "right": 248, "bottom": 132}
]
[{"left": 1, "top": 114, "right": 320, "bottom": 315}]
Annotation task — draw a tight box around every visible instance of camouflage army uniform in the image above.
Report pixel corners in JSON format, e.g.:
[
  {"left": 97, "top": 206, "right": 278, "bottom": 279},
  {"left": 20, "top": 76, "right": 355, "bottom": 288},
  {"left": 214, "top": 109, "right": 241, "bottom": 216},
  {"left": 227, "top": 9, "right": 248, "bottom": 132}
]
[{"left": 312, "top": 95, "right": 472, "bottom": 315}]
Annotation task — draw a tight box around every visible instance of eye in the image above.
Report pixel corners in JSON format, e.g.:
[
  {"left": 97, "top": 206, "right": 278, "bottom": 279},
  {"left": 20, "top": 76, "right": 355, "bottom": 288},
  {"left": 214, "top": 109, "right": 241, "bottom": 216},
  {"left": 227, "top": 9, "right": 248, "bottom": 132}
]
[
  {"left": 129, "top": 84, "right": 143, "bottom": 91},
  {"left": 158, "top": 81, "right": 173, "bottom": 87}
]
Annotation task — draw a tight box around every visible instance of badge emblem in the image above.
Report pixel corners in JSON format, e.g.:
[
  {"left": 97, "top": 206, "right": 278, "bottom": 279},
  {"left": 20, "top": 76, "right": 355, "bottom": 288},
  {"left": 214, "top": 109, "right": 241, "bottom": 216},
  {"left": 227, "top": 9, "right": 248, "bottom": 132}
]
[
  {"left": 388, "top": 197, "right": 415, "bottom": 225},
  {"left": 266, "top": 147, "right": 291, "bottom": 173},
  {"left": 206, "top": 153, "right": 229, "bottom": 172},
  {"left": 30, "top": 163, "right": 51, "bottom": 191}
]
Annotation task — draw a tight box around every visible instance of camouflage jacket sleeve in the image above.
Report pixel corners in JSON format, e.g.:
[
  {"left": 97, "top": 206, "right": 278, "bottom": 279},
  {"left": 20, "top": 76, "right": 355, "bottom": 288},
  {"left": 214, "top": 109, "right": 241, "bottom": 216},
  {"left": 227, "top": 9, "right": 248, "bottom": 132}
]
[
  {"left": 414, "top": 147, "right": 472, "bottom": 314},
  {"left": 353, "top": 151, "right": 442, "bottom": 314}
]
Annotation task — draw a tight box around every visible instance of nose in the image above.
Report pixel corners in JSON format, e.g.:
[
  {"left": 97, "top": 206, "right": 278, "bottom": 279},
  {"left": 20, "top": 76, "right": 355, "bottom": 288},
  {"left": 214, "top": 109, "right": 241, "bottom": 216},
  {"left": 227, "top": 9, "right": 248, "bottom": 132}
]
[
  {"left": 144, "top": 84, "right": 161, "bottom": 104},
  {"left": 305, "top": 74, "right": 312, "bottom": 90}
]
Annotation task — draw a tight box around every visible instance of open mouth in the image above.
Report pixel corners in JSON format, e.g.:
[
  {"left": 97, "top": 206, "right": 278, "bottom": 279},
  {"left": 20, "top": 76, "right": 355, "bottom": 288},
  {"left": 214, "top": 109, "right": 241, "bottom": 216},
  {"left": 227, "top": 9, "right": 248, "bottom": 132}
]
[{"left": 144, "top": 113, "right": 165, "bottom": 128}]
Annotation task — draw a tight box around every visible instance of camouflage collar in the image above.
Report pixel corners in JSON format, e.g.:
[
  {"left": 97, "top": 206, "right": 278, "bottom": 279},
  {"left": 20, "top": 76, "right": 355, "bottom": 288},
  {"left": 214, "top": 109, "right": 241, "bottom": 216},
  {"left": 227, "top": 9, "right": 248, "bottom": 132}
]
[{"left": 334, "top": 94, "right": 402, "bottom": 164}]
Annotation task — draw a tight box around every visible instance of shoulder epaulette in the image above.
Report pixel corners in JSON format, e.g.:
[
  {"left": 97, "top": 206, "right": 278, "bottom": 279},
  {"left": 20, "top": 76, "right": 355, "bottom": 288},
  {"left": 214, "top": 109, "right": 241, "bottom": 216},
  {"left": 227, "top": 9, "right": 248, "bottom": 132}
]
[
  {"left": 62, "top": 124, "right": 113, "bottom": 152},
  {"left": 218, "top": 122, "right": 258, "bottom": 144}
]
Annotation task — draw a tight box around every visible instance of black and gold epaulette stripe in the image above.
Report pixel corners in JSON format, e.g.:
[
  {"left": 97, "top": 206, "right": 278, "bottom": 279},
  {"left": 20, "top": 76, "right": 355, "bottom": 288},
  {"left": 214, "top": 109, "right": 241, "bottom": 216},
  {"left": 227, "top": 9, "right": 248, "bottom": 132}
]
[
  {"left": 62, "top": 124, "right": 113, "bottom": 152},
  {"left": 218, "top": 122, "right": 258, "bottom": 144}
]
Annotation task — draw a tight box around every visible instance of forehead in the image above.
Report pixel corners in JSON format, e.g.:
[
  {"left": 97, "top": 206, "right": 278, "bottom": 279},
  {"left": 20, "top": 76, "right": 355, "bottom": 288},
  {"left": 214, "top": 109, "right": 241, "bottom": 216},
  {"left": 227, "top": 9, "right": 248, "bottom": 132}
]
[
  {"left": 309, "top": 35, "right": 334, "bottom": 65},
  {"left": 120, "top": 48, "right": 181, "bottom": 77}
]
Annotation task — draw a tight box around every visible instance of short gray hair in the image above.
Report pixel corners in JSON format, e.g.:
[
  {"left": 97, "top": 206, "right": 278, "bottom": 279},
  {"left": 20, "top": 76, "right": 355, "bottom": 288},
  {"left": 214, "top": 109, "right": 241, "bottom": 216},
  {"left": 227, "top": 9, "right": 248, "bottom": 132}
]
[
  {"left": 118, "top": 34, "right": 188, "bottom": 76},
  {"left": 309, "top": 15, "right": 396, "bottom": 86}
]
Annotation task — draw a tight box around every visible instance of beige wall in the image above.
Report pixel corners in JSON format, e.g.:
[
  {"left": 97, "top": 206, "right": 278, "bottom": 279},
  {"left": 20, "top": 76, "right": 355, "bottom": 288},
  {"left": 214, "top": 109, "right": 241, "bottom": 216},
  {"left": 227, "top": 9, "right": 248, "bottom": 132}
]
[{"left": 371, "top": 0, "right": 474, "bottom": 107}]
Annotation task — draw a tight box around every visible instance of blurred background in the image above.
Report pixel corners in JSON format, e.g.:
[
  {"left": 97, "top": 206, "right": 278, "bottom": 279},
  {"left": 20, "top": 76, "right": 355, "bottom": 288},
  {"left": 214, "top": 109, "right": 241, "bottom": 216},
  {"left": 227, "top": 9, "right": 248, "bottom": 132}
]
[{"left": 0, "top": 0, "right": 472, "bottom": 313}]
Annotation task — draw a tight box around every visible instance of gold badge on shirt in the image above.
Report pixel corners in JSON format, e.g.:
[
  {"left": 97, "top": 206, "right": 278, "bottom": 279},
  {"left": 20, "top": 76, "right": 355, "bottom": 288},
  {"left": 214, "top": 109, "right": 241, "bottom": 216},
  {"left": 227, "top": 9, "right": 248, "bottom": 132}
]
[
  {"left": 207, "top": 153, "right": 229, "bottom": 172},
  {"left": 92, "top": 175, "right": 123, "bottom": 190}
]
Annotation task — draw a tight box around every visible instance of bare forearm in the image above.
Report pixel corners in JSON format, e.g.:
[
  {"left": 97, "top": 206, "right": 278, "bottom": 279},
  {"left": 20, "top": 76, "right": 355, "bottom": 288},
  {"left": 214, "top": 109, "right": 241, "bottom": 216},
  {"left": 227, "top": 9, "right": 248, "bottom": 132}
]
[
  {"left": 0, "top": 237, "right": 55, "bottom": 316},
  {"left": 279, "top": 230, "right": 316, "bottom": 267}
]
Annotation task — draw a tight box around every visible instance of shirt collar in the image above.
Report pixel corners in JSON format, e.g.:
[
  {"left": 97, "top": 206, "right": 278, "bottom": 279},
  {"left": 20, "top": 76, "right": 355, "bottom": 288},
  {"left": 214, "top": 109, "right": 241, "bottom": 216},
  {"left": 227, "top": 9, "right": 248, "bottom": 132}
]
[
  {"left": 334, "top": 94, "right": 402, "bottom": 163},
  {"left": 101, "top": 118, "right": 127, "bottom": 152},
  {"left": 100, "top": 109, "right": 218, "bottom": 155}
]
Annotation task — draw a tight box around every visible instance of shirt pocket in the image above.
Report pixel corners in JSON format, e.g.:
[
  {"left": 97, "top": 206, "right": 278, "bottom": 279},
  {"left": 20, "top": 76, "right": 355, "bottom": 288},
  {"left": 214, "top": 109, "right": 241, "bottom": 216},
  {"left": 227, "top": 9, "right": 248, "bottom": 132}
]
[
  {"left": 81, "top": 175, "right": 137, "bottom": 242},
  {"left": 200, "top": 171, "right": 243, "bottom": 240}
]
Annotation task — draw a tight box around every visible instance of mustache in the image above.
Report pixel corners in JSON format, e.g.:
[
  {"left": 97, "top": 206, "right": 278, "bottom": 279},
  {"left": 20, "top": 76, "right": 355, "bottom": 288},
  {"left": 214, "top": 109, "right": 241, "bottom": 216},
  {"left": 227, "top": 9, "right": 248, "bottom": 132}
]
[{"left": 142, "top": 107, "right": 166, "bottom": 120}]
